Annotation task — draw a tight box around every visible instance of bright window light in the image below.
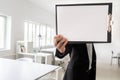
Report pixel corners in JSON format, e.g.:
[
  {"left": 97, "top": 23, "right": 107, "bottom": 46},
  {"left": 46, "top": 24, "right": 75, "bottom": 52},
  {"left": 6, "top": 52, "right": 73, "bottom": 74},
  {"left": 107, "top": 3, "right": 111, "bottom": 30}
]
[
  {"left": 0, "top": 15, "right": 11, "bottom": 50},
  {"left": 0, "top": 16, "right": 5, "bottom": 49},
  {"left": 24, "top": 21, "right": 55, "bottom": 48}
]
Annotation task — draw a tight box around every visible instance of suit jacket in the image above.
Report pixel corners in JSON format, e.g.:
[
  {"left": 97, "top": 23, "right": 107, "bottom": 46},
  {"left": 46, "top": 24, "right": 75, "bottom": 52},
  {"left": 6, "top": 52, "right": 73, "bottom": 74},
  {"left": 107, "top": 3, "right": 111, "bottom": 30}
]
[{"left": 55, "top": 43, "right": 96, "bottom": 80}]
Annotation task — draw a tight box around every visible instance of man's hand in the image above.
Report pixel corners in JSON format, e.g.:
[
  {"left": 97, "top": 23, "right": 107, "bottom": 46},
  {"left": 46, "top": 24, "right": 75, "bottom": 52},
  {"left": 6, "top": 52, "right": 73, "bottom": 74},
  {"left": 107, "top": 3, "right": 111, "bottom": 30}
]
[{"left": 54, "top": 35, "right": 68, "bottom": 53}]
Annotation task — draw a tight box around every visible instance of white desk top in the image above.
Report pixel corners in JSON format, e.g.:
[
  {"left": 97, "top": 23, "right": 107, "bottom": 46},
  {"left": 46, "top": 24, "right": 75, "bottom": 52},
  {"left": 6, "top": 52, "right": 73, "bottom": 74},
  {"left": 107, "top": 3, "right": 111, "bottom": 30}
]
[
  {"left": 0, "top": 58, "right": 59, "bottom": 80},
  {"left": 40, "top": 48, "right": 55, "bottom": 53},
  {"left": 18, "top": 52, "right": 52, "bottom": 56}
]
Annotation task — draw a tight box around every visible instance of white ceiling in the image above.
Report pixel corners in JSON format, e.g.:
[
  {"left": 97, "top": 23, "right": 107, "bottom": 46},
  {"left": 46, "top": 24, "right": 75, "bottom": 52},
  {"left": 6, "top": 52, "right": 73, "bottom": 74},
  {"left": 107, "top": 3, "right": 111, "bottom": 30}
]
[{"left": 27, "top": 0, "right": 114, "bottom": 14}]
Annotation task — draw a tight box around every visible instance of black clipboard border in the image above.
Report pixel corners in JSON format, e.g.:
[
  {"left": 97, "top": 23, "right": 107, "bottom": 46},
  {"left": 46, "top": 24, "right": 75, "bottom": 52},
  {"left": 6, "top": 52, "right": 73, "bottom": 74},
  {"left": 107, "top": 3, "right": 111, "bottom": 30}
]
[{"left": 55, "top": 3, "right": 112, "bottom": 44}]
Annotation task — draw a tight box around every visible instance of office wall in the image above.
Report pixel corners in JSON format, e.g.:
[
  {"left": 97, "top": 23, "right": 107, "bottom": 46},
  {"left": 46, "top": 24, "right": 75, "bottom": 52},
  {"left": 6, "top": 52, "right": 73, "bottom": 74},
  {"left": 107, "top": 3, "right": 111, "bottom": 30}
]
[{"left": 0, "top": 0, "right": 54, "bottom": 58}]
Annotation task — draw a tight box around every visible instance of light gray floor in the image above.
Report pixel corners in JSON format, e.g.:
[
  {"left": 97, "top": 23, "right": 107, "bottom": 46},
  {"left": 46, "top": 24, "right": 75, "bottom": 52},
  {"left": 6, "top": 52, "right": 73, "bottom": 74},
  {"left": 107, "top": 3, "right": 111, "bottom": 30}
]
[{"left": 96, "top": 62, "right": 120, "bottom": 80}]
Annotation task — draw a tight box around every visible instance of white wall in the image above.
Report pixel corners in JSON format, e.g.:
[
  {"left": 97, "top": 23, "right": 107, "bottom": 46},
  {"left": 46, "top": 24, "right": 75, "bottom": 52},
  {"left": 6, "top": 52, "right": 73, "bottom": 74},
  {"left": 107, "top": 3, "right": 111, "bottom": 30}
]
[{"left": 0, "top": 0, "right": 54, "bottom": 58}]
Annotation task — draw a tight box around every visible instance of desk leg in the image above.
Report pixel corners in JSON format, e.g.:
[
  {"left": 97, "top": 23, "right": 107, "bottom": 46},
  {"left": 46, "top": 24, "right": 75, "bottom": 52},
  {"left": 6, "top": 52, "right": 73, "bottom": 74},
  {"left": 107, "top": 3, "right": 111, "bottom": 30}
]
[
  {"left": 118, "top": 58, "right": 120, "bottom": 67},
  {"left": 45, "top": 55, "right": 52, "bottom": 64},
  {"left": 39, "top": 56, "right": 42, "bottom": 63},
  {"left": 55, "top": 67, "right": 62, "bottom": 80},
  {"left": 34, "top": 55, "right": 37, "bottom": 63},
  {"left": 16, "top": 53, "right": 18, "bottom": 59},
  {"left": 45, "top": 56, "right": 47, "bottom": 64}
]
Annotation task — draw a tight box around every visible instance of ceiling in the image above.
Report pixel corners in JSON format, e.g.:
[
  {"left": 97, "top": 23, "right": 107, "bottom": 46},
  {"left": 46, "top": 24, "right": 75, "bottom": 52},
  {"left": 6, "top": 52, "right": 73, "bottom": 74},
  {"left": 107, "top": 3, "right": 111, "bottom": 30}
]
[{"left": 27, "top": 0, "right": 114, "bottom": 14}]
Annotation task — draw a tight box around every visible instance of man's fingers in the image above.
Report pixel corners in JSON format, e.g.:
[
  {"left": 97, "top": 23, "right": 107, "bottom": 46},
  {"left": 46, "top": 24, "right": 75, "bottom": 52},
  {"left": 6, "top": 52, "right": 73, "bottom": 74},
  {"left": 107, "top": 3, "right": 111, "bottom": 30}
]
[
  {"left": 59, "top": 39, "right": 68, "bottom": 52},
  {"left": 62, "top": 38, "right": 68, "bottom": 47},
  {"left": 54, "top": 35, "right": 68, "bottom": 53},
  {"left": 56, "top": 38, "right": 67, "bottom": 49},
  {"left": 54, "top": 35, "right": 63, "bottom": 46}
]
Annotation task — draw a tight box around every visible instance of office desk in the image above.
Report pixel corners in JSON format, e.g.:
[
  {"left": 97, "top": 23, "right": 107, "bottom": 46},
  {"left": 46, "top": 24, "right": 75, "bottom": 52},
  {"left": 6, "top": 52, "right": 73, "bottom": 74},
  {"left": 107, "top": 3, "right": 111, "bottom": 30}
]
[
  {"left": 0, "top": 58, "right": 60, "bottom": 80},
  {"left": 40, "top": 48, "right": 55, "bottom": 53},
  {"left": 40, "top": 48, "right": 56, "bottom": 64},
  {"left": 18, "top": 52, "right": 52, "bottom": 64}
]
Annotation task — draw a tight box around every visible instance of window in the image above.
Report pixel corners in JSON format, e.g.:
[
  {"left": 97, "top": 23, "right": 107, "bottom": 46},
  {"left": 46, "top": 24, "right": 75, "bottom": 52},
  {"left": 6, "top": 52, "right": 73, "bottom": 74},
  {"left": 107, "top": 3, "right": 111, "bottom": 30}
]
[
  {"left": 24, "top": 21, "right": 55, "bottom": 48},
  {"left": 0, "top": 15, "right": 11, "bottom": 50},
  {"left": 0, "top": 16, "right": 6, "bottom": 49}
]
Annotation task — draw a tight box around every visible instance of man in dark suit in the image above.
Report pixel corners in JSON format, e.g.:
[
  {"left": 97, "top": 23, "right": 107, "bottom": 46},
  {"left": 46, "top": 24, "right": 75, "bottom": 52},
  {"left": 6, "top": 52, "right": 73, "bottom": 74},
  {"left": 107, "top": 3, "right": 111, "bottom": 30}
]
[{"left": 54, "top": 35, "right": 96, "bottom": 80}]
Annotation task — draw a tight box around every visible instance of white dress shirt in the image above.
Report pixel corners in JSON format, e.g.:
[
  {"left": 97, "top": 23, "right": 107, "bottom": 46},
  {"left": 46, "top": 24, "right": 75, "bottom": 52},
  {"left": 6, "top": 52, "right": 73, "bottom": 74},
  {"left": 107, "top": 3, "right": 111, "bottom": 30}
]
[{"left": 86, "top": 43, "right": 93, "bottom": 70}]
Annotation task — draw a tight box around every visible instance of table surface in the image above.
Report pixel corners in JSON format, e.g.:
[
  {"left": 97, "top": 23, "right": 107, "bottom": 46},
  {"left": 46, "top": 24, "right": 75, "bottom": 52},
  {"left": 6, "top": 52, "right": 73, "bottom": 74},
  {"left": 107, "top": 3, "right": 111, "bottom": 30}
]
[
  {"left": 40, "top": 48, "right": 55, "bottom": 53},
  {"left": 0, "top": 58, "right": 59, "bottom": 80},
  {"left": 18, "top": 52, "right": 52, "bottom": 56}
]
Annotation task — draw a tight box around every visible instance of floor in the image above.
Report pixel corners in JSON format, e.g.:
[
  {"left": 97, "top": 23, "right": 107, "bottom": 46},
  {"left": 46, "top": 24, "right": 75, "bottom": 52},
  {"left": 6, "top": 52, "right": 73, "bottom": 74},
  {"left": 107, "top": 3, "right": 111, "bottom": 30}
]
[{"left": 96, "top": 62, "right": 120, "bottom": 80}]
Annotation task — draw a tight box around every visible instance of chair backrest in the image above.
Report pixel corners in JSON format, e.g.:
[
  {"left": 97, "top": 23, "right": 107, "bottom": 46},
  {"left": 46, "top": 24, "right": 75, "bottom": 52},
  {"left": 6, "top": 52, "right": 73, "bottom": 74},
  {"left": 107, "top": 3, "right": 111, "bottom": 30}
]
[
  {"left": 16, "top": 58, "right": 33, "bottom": 62},
  {"left": 117, "top": 53, "right": 120, "bottom": 57},
  {"left": 112, "top": 51, "right": 114, "bottom": 55},
  {"left": 111, "top": 50, "right": 118, "bottom": 59}
]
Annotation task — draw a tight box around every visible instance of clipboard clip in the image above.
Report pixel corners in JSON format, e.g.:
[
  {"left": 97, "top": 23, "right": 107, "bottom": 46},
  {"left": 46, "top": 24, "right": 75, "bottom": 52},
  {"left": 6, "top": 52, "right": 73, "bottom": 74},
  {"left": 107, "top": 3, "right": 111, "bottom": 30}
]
[{"left": 107, "top": 14, "right": 113, "bottom": 32}]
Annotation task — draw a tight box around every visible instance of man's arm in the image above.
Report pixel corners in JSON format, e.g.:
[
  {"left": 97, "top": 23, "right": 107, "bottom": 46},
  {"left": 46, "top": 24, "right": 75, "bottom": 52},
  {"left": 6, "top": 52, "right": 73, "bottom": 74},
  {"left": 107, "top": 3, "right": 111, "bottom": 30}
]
[
  {"left": 55, "top": 44, "right": 72, "bottom": 58},
  {"left": 54, "top": 35, "right": 72, "bottom": 58}
]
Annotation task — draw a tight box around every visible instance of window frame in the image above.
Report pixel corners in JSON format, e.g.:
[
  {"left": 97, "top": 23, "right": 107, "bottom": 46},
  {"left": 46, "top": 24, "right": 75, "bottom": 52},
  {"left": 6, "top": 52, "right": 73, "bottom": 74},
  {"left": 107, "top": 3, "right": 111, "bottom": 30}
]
[
  {"left": 0, "top": 14, "right": 11, "bottom": 51},
  {"left": 0, "top": 15, "right": 7, "bottom": 50},
  {"left": 24, "top": 21, "right": 55, "bottom": 48}
]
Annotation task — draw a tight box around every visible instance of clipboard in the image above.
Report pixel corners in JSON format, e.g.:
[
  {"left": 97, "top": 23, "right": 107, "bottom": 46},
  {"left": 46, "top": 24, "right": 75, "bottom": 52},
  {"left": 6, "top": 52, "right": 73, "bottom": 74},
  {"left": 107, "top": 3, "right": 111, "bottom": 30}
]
[{"left": 55, "top": 3, "right": 112, "bottom": 43}]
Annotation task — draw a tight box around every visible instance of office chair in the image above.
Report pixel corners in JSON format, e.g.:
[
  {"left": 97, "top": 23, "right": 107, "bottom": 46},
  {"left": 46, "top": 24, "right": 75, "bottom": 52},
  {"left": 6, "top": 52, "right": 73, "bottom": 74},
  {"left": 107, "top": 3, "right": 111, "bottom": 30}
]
[
  {"left": 16, "top": 57, "right": 33, "bottom": 62},
  {"left": 118, "top": 53, "right": 120, "bottom": 66},
  {"left": 111, "top": 51, "right": 120, "bottom": 66}
]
